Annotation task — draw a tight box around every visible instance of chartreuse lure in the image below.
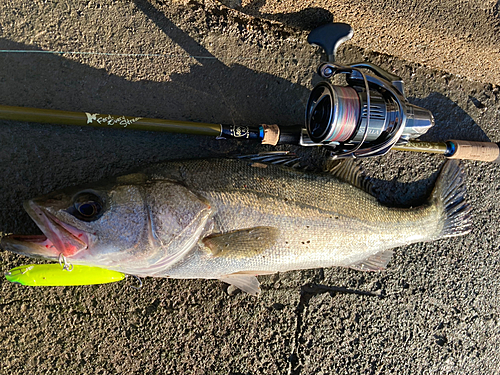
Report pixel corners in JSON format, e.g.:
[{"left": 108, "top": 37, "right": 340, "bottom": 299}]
[{"left": 4, "top": 264, "right": 125, "bottom": 286}]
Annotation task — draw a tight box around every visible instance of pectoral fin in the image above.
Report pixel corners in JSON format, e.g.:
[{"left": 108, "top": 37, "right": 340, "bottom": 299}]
[
  {"left": 348, "top": 250, "right": 394, "bottom": 271},
  {"left": 218, "top": 274, "right": 261, "bottom": 296},
  {"left": 202, "top": 227, "right": 279, "bottom": 259}
]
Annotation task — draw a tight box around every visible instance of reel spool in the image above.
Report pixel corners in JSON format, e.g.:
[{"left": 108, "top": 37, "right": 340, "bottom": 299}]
[{"left": 303, "top": 23, "right": 435, "bottom": 158}]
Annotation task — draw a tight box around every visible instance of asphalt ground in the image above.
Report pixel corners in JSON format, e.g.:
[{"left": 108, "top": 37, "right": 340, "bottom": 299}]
[{"left": 0, "top": 1, "right": 499, "bottom": 374}]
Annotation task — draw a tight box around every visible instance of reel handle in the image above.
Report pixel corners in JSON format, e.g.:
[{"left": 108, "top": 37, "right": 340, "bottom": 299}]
[{"left": 307, "top": 23, "right": 353, "bottom": 63}]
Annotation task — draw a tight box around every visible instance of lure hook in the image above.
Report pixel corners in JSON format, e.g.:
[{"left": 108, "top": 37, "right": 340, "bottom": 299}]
[{"left": 129, "top": 275, "right": 143, "bottom": 290}]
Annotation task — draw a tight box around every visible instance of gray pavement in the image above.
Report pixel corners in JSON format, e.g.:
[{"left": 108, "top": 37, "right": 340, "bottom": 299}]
[{"left": 0, "top": 1, "right": 499, "bottom": 374}]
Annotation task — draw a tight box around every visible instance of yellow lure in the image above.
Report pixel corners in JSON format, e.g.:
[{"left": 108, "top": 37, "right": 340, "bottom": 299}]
[{"left": 4, "top": 264, "right": 126, "bottom": 286}]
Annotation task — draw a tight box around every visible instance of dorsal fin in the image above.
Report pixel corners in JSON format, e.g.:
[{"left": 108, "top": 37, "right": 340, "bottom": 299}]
[
  {"left": 324, "top": 159, "right": 373, "bottom": 195},
  {"left": 236, "top": 151, "right": 301, "bottom": 167}
]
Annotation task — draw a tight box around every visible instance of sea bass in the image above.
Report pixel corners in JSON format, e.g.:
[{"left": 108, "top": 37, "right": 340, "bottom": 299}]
[{"left": 1, "top": 157, "right": 471, "bottom": 295}]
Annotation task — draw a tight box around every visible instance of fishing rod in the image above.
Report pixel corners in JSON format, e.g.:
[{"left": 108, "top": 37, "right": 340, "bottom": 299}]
[{"left": 1, "top": 23, "right": 498, "bottom": 164}]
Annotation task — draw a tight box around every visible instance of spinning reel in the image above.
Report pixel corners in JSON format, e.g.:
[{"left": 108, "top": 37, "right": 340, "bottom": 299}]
[{"left": 302, "top": 23, "right": 434, "bottom": 158}]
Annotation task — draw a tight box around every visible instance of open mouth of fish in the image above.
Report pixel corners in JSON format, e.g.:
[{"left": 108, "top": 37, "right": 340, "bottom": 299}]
[{"left": 1, "top": 200, "right": 88, "bottom": 260}]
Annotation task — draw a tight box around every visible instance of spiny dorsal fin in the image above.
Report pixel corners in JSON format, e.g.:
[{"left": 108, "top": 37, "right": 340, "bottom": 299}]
[
  {"left": 324, "top": 159, "right": 373, "bottom": 195},
  {"left": 202, "top": 227, "right": 279, "bottom": 259},
  {"left": 348, "top": 250, "right": 394, "bottom": 271},
  {"left": 236, "top": 151, "right": 301, "bottom": 167}
]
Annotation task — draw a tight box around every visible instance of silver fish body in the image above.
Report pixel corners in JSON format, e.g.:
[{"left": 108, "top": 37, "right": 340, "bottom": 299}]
[{"left": 1, "top": 158, "right": 471, "bottom": 295}]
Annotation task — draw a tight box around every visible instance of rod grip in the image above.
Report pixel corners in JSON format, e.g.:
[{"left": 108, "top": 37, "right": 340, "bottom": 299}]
[{"left": 447, "top": 140, "right": 500, "bottom": 163}]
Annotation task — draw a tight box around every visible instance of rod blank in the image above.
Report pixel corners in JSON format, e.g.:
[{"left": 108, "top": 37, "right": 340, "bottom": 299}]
[{"left": 0, "top": 105, "right": 222, "bottom": 136}]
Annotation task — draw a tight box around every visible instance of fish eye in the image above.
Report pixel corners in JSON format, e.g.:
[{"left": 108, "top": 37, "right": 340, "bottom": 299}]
[
  {"left": 76, "top": 201, "right": 100, "bottom": 217},
  {"left": 70, "top": 192, "right": 104, "bottom": 221}
]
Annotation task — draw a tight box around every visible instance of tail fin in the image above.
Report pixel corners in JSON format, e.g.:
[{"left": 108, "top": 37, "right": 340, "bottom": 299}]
[{"left": 432, "top": 160, "right": 472, "bottom": 238}]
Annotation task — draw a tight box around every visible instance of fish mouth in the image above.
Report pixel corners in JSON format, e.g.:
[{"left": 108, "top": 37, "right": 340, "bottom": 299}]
[{"left": 1, "top": 200, "right": 88, "bottom": 260}]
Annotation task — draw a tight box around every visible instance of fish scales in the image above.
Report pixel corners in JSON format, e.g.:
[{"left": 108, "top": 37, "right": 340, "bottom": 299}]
[
  {"left": 1, "top": 158, "right": 471, "bottom": 295},
  {"left": 152, "top": 159, "right": 377, "bottom": 216},
  {"left": 163, "top": 188, "right": 441, "bottom": 278}
]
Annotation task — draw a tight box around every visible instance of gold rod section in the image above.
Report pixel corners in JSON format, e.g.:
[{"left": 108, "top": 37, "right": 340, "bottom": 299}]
[
  {"left": 392, "top": 140, "right": 448, "bottom": 154},
  {"left": 0, "top": 105, "right": 222, "bottom": 136},
  {"left": 392, "top": 140, "right": 500, "bottom": 163}
]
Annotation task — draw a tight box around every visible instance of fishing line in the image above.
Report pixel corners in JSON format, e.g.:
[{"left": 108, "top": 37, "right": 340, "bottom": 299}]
[
  {"left": 322, "top": 85, "right": 360, "bottom": 143},
  {"left": 0, "top": 49, "right": 311, "bottom": 63}
]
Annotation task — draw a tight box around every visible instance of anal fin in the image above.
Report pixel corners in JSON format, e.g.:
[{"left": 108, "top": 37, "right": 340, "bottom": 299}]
[{"left": 348, "top": 250, "right": 394, "bottom": 271}]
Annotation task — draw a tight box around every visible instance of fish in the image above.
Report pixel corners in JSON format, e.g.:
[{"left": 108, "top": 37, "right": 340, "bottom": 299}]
[{"left": 1, "top": 156, "right": 472, "bottom": 295}]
